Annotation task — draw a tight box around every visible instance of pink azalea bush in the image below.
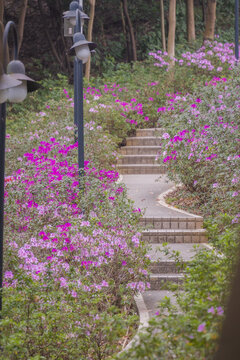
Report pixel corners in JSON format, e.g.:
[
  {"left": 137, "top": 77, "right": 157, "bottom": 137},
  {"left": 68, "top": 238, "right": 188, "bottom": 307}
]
[
  {"left": 156, "top": 73, "right": 240, "bottom": 219},
  {"left": 1, "top": 93, "right": 150, "bottom": 359}
]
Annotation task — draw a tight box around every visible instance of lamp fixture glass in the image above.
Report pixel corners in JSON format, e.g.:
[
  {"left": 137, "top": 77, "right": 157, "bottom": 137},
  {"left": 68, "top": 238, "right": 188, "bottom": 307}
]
[
  {"left": 8, "top": 81, "right": 27, "bottom": 103},
  {"left": 75, "top": 44, "right": 91, "bottom": 63}
]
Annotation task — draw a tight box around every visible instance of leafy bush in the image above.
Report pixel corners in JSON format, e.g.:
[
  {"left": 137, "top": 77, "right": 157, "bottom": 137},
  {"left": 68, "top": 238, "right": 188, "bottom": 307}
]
[
  {"left": 119, "top": 223, "right": 240, "bottom": 360},
  {"left": 1, "top": 77, "right": 151, "bottom": 358}
]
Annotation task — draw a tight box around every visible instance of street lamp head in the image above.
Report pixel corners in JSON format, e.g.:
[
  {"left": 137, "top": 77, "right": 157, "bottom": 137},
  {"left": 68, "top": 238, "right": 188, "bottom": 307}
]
[
  {"left": 63, "top": 1, "right": 89, "bottom": 27},
  {"left": 70, "top": 32, "right": 97, "bottom": 63},
  {"left": 0, "top": 73, "right": 22, "bottom": 104},
  {"left": 7, "top": 60, "right": 38, "bottom": 103}
]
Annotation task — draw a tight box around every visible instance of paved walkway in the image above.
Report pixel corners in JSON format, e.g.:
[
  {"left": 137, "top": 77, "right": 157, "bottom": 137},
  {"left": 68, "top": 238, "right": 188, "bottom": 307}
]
[
  {"left": 121, "top": 173, "right": 206, "bottom": 318},
  {"left": 122, "top": 174, "right": 194, "bottom": 218}
]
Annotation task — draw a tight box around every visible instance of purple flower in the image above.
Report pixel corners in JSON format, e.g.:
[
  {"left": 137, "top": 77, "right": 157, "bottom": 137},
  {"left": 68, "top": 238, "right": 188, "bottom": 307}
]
[
  {"left": 197, "top": 322, "right": 206, "bottom": 332},
  {"left": 208, "top": 306, "right": 215, "bottom": 314},
  {"left": 217, "top": 307, "right": 224, "bottom": 316},
  {"left": 4, "top": 271, "right": 13, "bottom": 279}
]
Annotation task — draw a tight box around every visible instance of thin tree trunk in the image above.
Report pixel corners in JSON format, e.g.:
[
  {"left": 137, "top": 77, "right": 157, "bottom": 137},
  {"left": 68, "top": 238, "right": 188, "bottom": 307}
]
[
  {"left": 85, "top": 0, "right": 95, "bottom": 81},
  {"left": 202, "top": 0, "right": 206, "bottom": 24},
  {"left": 18, "top": 0, "right": 28, "bottom": 52},
  {"left": 122, "top": 0, "right": 137, "bottom": 61},
  {"left": 120, "top": 1, "right": 131, "bottom": 62},
  {"left": 160, "top": 0, "right": 166, "bottom": 51},
  {"left": 168, "top": 0, "right": 176, "bottom": 59},
  {"left": 186, "top": 0, "right": 195, "bottom": 42},
  {"left": 0, "top": 0, "right": 4, "bottom": 24},
  {"left": 203, "top": 0, "right": 216, "bottom": 41}
]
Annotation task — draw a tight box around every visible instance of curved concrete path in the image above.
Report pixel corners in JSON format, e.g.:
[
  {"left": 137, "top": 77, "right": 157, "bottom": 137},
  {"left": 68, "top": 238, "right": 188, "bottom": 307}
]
[
  {"left": 122, "top": 174, "right": 195, "bottom": 218},
  {"left": 121, "top": 173, "right": 207, "bottom": 319}
]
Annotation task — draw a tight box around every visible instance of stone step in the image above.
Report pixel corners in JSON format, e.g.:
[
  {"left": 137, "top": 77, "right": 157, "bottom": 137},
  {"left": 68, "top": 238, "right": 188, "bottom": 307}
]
[
  {"left": 142, "top": 229, "right": 207, "bottom": 244},
  {"left": 117, "top": 164, "right": 166, "bottom": 175},
  {"left": 121, "top": 146, "right": 160, "bottom": 155},
  {"left": 118, "top": 155, "right": 157, "bottom": 165},
  {"left": 150, "top": 273, "right": 184, "bottom": 290},
  {"left": 142, "top": 290, "right": 179, "bottom": 318},
  {"left": 126, "top": 137, "right": 161, "bottom": 147},
  {"left": 136, "top": 128, "right": 164, "bottom": 137},
  {"left": 140, "top": 216, "right": 204, "bottom": 230},
  {"left": 149, "top": 243, "right": 206, "bottom": 273}
]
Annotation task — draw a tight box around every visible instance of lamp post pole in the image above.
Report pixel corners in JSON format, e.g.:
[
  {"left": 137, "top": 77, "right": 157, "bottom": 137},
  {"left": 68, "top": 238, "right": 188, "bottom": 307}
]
[
  {"left": 0, "top": 101, "right": 6, "bottom": 313},
  {"left": 0, "top": 22, "right": 37, "bottom": 313},
  {"left": 0, "top": 22, "right": 18, "bottom": 313},
  {"left": 235, "top": 0, "right": 239, "bottom": 60},
  {"left": 74, "top": 9, "right": 85, "bottom": 187},
  {"left": 63, "top": 1, "right": 96, "bottom": 188}
]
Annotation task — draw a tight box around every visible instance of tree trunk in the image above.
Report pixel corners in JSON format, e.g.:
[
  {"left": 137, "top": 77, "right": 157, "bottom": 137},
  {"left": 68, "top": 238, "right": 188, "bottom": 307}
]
[
  {"left": 202, "top": 0, "right": 206, "bottom": 24},
  {"left": 18, "top": 0, "right": 28, "bottom": 52},
  {"left": 0, "top": 0, "right": 4, "bottom": 24},
  {"left": 120, "top": 1, "right": 131, "bottom": 62},
  {"left": 168, "top": 0, "right": 176, "bottom": 59},
  {"left": 85, "top": 0, "right": 96, "bottom": 81},
  {"left": 203, "top": 0, "right": 216, "bottom": 41},
  {"left": 122, "top": 0, "right": 137, "bottom": 61},
  {"left": 160, "top": 0, "right": 166, "bottom": 51},
  {"left": 186, "top": 0, "right": 195, "bottom": 42}
]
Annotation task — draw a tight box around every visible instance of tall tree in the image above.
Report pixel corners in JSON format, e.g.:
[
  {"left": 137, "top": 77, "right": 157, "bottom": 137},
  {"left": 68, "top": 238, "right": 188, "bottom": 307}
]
[
  {"left": 160, "top": 0, "right": 166, "bottom": 51},
  {"left": 203, "top": 0, "right": 216, "bottom": 40},
  {"left": 121, "top": 0, "right": 137, "bottom": 61},
  {"left": 85, "top": 0, "right": 96, "bottom": 80},
  {"left": 18, "top": 0, "right": 28, "bottom": 51},
  {"left": 168, "top": 0, "right": 176, "bottom": 62},
  {"left": 186, "top": 0, "right": 196, "bottom": 42}
]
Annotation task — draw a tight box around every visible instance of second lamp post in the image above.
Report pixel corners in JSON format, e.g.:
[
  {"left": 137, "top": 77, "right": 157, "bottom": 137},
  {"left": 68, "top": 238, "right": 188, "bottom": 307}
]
[{"left": 63, "top": 1, "right": 96, "bottom": 186}]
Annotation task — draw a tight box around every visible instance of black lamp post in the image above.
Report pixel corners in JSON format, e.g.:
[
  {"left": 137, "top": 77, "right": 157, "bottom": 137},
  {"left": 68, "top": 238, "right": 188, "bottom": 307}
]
[
  {"left": 0, "top": 21, "right": 38, "bottom": 313},
  {"left": 235, "top": 0, "right": 239, "bottom": 60},
  {"left": 63, "top": 1, "right": 96, "bottom": 187}
]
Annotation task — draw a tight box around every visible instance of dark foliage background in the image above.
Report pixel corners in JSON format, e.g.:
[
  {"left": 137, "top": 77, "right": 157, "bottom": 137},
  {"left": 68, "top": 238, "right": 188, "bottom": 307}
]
[{"left": 3, "top": 0, "right": 235, "bottom": 78}]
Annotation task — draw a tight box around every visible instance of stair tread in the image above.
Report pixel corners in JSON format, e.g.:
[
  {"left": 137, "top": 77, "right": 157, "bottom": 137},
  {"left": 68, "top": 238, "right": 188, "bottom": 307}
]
[
  {"left": 142, "top": 228, "right": 206, "bottom": 234},
  {"left": 148, "top": 243, "right": 206, "bottom": 262},
  {"left": 120, "top": 154, "right": 157, "bottom": 157},
  {"left": 118, "top": 164, "right": 162, "bottom": 167},
  {"left": 126, "top": 136, "right": 161, "bottom": 140},
  {"left": 150, "top": 273, "right": 184, "bottom": 278}
]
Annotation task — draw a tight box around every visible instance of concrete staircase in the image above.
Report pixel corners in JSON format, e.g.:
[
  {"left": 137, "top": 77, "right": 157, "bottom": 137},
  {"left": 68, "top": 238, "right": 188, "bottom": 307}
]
[
  {"left": 140, "top": 216, "right": 207, "bottom": 290},
  {"left": 118, "top": 128, "right": 166, "bottom": 174},
  {"left": 119, "top": 128, "right": 208, "bottom": 316}
]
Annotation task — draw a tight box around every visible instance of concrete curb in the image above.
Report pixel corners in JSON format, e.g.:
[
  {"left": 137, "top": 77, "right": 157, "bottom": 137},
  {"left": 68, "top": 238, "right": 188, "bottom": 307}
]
[
  {"left": 117, "top": 293, "right": 150, "bottom": 356},
  {"left": 157, "top": 185, "right": 203, "bottom": 219}
]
